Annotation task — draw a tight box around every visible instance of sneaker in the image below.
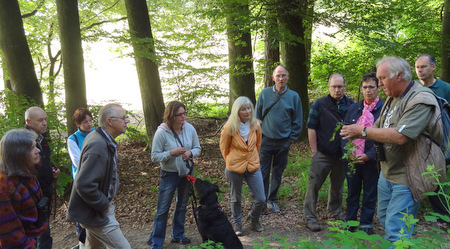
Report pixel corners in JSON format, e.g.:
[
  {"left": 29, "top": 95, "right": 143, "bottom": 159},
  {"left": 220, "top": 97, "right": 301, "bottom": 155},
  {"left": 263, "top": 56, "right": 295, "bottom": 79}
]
[
  {"left": 360, "top": 227, "right": 373, "bottom": 235},
  {"left": 267, "top": 202, "right": 281, "bottom": 213},
  {"left": 306, "top": 221, "right": 321, "bottom": 232},
  {"left": 251, "top": 219, "right": 264, "bottom": 232},
  {"left": 170, "top": 237, "right": 191, "bottom": 245},
  {"left": 233, "top": 223, "right": 243, "bottom": 236}
]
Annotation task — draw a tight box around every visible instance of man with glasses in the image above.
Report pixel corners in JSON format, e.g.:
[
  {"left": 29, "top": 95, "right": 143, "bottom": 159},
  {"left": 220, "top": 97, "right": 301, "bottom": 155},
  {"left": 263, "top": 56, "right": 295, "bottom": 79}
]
[
  {"left": 67, "top": 103, "right": 131, "bottom": 249},
  {"left": 303, "top": 73, "right": 354, "bottom": 232},
  {"left": 341, "top": 56, "right": 445, "bottom": 243},
  {"left": 256, "top": 65, "right": 303, "bottom": 213}
]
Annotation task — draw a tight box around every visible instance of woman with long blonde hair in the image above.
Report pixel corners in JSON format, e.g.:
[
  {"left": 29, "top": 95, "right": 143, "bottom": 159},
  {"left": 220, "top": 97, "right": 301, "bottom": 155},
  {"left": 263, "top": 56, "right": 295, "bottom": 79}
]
[{"left": 220, "top": 96, "right": 265, "bottom": 236}]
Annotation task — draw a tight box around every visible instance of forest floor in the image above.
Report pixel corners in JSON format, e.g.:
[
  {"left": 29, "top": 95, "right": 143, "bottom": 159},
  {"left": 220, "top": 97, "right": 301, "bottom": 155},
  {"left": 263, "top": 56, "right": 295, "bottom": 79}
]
[{"left": 50, "top": 118, "right": 446, "bottom": 249}]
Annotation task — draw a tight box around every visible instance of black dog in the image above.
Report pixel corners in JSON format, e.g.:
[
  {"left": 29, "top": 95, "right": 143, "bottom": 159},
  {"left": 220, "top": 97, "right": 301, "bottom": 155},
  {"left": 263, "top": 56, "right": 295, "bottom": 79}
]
[{"left": 194, "top": 178, "right": 243, "bottom": 249}]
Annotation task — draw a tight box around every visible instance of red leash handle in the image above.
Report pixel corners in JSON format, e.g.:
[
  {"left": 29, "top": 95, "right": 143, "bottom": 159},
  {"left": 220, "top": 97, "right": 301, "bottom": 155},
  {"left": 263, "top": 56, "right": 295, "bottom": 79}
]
[{"left": 186, "top": 175, "right": 196, "bottom": 184}]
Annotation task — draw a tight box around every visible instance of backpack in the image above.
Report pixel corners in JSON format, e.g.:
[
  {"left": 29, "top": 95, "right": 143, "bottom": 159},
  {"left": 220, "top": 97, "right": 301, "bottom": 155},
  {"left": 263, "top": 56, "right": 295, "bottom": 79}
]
[
  {"left": 436, "top": 96, "right": 450, "bottom": 165},
  {"left": 404, "top": 89, "right": 450, "bottom": 165}
]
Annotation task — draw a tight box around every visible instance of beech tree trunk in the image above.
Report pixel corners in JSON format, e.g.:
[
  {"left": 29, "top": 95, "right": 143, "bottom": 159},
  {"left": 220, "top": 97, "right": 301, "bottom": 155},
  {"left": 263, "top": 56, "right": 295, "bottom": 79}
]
[
  {"left": 0, "top": 0, "right": 43, "bottom": 106},
  {"left": 278, "top": 0, "right": 313, "bottom": 140},
  {"left": 264, "top": 0, "right": 280, "bottom": 88},
  {"left": 124, "top": 0, "right": 165, "bottom": 140},
  {"left": 56, "top": 0, "right": 87, "bottom": 134},
  {"left": 226, "top": 1, "right": 256, "bottom": 108}
]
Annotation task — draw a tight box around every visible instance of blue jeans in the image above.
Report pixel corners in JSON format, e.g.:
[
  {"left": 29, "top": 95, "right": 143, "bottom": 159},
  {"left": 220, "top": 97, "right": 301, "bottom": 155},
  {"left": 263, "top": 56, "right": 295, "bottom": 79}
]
[
  {"left": 377, "top": 172, "right": 420, "bottom": 242},
  {"left": 225, "top": 168, "right": 266, "bottom": 224},
  {"left": 147, "top": 170, "right": 191, "bottom": 249},
  {"left": 259, "top": 136, "right": 291, "bottom": 203},
  {"left": 345, "top": 160, "right": 379, "bottom": 228}
]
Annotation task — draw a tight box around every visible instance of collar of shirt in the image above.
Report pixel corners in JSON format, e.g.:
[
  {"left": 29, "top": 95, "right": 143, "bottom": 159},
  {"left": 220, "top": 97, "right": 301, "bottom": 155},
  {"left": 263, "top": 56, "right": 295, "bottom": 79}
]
[
  {"left": 272, "top": 85, "right": 288, "bottom": 95},
  {"left": 400, "top": 81, "right": 415, "bottom": 99}
]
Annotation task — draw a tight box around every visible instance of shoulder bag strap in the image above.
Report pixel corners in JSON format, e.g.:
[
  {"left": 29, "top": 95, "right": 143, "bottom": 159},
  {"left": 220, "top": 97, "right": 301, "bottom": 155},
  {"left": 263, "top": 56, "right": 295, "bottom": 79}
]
[
  {"left": 261, "top": 90, "right": 287, "bottom": 121},
  {"left": 171, "top": 128, "right": 184, "bottom": 147}
]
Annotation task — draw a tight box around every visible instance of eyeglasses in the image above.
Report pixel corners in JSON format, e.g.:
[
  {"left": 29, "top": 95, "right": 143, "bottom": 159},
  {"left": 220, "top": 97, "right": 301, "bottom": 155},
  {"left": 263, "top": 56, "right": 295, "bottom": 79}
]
[
  {"left": 329, "top": 85, "right": 345, "bottom": 90},
  {"left": 362, "top": 86, "right": 377, "bottom": 91},
  {"left": 175, "top": 111, "right": 188, "bottom": 117},
  {"left": 110, "top": 116, "right": 129, "bottom": 121}
]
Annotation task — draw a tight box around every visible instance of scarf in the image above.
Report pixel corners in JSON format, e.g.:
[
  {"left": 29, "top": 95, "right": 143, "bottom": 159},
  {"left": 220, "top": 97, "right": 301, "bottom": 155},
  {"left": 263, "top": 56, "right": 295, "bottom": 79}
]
[
  {"left": 353, "top": 97, "right": 380, "bottom": 155},
  {"left": 239, "top": 121, "right": 250, "bottom": 142}
]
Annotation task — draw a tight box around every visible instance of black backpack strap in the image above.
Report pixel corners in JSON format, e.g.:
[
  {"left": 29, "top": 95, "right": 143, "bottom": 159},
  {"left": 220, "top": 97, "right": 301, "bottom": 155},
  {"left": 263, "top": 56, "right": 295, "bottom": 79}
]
[{"left": 72, "top": 133, "right": 79, "bottom": 146}]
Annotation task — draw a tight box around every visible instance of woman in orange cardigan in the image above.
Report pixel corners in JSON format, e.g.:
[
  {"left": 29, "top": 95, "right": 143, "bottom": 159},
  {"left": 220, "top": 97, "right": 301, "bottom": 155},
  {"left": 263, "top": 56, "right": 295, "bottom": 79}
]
[{"left": 220, "top": 96, "right": 265, "bottom": 236}]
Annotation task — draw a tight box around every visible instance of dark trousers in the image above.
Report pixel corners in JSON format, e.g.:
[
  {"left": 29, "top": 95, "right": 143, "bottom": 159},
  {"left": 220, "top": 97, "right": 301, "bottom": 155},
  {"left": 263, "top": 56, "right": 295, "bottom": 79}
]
[
  {"left": 36, "top": 222, "right": 52, "bottom": 249},
  {"left": 259, "top": 136, "right": 291, "bottom": 204},
  {"left": 345, "top": 160, "right": 379, "bottom": 227}
]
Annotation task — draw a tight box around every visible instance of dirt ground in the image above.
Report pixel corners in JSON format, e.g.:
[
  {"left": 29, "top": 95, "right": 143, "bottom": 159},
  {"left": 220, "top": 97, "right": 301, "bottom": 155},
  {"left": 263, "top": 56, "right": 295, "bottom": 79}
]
[{"left": 50, "top": 118, "right": 443, "bottom": 249}]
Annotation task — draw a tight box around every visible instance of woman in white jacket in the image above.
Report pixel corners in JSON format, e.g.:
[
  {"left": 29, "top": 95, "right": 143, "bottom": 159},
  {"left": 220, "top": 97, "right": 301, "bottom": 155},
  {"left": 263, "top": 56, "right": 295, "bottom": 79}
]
[{"left": 147, "top": 101, "right": 201, "bottom": 249}]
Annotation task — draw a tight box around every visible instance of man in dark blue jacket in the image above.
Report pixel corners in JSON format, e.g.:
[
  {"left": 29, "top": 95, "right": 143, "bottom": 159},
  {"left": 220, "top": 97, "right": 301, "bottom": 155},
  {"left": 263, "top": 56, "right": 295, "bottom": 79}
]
[{"left": 303, "top": 74, "right": 354, "bottom": 232}]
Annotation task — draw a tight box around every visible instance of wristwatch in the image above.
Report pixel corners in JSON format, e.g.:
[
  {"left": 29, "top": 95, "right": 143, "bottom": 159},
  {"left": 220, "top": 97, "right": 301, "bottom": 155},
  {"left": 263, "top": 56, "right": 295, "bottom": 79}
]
[{"left": 361, "top": 127, "right": 367, "bottom": 137}]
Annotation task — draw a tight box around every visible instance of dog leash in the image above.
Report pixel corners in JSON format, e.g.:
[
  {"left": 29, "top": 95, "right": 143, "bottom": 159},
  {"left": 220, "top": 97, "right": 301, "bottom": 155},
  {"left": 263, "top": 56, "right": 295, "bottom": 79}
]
[{"left": 186, "top": 175, "right": 201, "bottom": 232}]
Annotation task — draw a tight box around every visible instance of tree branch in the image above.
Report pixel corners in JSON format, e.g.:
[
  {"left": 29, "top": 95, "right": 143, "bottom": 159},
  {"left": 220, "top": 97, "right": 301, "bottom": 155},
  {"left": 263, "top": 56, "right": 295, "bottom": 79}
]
[
  {"left": 21, "top": 0, "right": 45, "bottom": 18},
  {"left": 82, "top": 17, "right": 127, "bottom": 31}
]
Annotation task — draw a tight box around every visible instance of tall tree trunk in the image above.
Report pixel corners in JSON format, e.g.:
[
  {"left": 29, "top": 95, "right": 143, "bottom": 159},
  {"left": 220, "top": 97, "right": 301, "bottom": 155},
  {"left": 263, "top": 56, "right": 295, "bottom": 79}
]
[
  {"left": 264, "top": 0, "right": 280, "bottom": 88},
  {"left": 124, "top": 0, "right": 165, "bottom": 140},
  {"left": 0, "top": 0, "right": 43, "bottom": 106},
  {"left": 226, "top": 1, "right": 256, "bottom": 108},
  {"left": 441, "top": 0, "right": 450, "bottom": 82},
  {"left": 278, "top": 0, "right": 313, "bottom": 140},
  {"left": 56, "top": 0, "right": 87, "bottom": 134},
  {"left": 1, "top": 52, "right": 11, "bottom": 90}
]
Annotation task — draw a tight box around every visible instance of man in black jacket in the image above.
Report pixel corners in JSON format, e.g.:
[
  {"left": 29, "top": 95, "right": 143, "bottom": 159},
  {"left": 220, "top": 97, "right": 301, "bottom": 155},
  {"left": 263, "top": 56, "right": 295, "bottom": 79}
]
[
  {"left": 303, "top": 74, "right": 354, "bottom": 232},
  {"left": 25, "top": 106, "right": 61, "bottom": 249}
]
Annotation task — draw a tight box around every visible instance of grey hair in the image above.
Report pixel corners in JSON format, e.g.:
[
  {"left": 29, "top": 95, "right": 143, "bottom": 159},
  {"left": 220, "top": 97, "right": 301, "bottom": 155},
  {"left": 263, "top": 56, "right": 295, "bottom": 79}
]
[
  {"left": 0, "top": 129, "right": 38, "bottom": 177},
  {"left": 376, "top": 56, "right": 412, "bottom": 82},
  {"left": 98, "top": 103, "right": 122, "bottom": 128}
]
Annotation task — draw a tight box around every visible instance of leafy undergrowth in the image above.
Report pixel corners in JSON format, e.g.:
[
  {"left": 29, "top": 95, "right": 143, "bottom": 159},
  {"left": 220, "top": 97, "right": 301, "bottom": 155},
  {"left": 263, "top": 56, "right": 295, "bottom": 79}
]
[{"left": 50, "top": 118, "right": 447, "bottom": 249}]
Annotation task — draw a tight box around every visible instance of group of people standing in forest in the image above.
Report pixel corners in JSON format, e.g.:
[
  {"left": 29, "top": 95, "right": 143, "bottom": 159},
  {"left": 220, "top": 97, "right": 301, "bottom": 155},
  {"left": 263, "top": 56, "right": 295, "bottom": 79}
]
[{"left": 0, "top": 54, "right": 449, "bottom": 249}]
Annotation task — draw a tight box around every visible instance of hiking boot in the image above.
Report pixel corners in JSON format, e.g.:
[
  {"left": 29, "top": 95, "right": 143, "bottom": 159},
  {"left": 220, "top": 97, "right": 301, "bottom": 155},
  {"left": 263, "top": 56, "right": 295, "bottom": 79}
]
[
  {"left": 233, "top": 223, "right": 243, "bottom": 236},
  {"left": 251, "top": 219, "right": 264, "bottom": 232},
  {"left": 306, "top": 221, "right": 321, "bottom": 232}
]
